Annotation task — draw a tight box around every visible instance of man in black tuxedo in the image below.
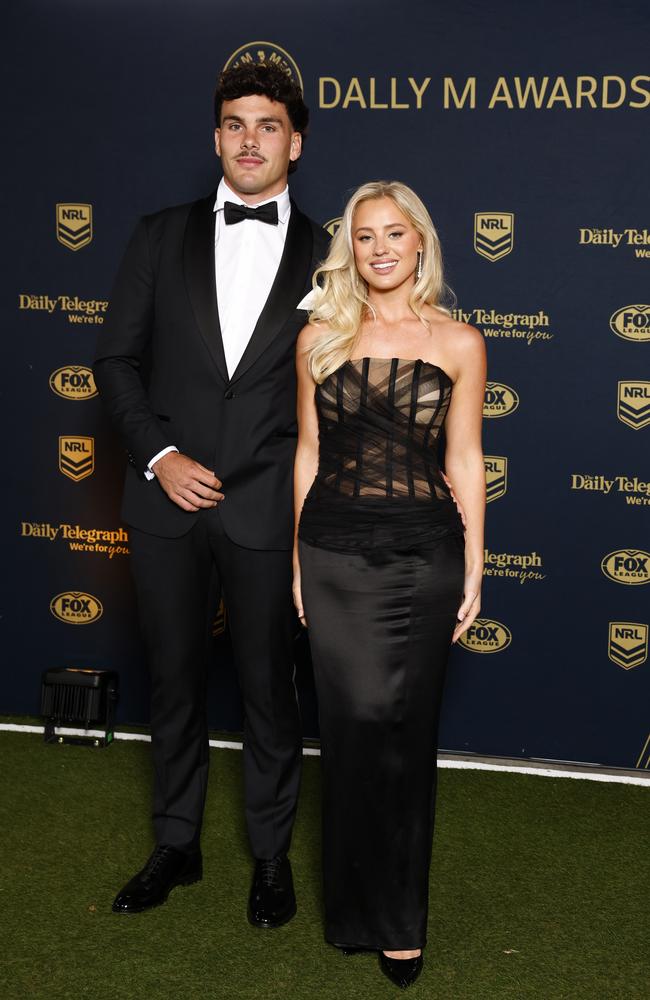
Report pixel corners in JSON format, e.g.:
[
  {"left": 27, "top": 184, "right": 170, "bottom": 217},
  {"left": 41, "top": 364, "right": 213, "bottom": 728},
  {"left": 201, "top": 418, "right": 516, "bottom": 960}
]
[{"left": 94, "top": 62, "right": 329, "bottom": 926}]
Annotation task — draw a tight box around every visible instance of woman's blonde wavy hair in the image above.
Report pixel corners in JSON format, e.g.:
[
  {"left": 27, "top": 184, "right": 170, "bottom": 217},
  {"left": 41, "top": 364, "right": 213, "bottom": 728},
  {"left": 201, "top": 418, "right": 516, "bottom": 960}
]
[{"left": 307, "top": 181, "right": 452, "bottom": 383}]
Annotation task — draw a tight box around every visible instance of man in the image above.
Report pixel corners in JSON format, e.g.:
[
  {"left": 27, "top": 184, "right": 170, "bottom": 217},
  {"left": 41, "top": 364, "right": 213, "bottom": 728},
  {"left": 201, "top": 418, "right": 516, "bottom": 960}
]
[{"left": 94, "top": 62, "right": 329, "bottom": 927}]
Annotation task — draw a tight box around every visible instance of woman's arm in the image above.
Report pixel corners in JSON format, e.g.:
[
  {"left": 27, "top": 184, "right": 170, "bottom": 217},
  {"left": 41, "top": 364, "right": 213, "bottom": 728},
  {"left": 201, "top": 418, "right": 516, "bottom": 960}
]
[
  {"left": 292, "top": 324, "right": 321, "bottom": 624},
  {"left": 443, "top": 324, "right": 487, "bottom": 642}
]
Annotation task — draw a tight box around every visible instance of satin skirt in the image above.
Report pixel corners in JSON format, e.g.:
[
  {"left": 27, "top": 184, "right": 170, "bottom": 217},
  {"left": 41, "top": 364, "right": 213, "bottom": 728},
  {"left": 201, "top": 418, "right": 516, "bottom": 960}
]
[{"left": 299, "top": 533, "right": 464, "bottom": 950}]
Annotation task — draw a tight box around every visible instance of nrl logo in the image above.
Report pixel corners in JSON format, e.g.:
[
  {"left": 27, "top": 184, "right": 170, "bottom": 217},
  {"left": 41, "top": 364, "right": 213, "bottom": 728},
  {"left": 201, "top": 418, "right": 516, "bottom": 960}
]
[
  {"left": 56, "top": 204, "right": 93, "bottom": 251},
  {"left": 459, "top": 617, "right": 512, "bottom": 654},
  {"left": 50, "top": 591, "right": 103, "bottom": 625},
  {"left": 484, "top": 456, "right": 508, "bottom": 502},
  {"left": 223, "top": 41, "right": 303, "bottom": 92},
  {"left": 59, "top": 435, "right": 94, "bottom": 481},
  {"left": 608, "top": 622, "right": 648, "bottom": 670},
  {"left": 483, "top": 381, "right": 519, "bottom": 418},
  {"left": 617, "top": 381, "right": 650, "bottom": 430},
  {"left": 324, "top": 217, "right": 342, "bottom": 237},
  {"left": 474, "top": 212, "right": 514, "bottom": 262}
]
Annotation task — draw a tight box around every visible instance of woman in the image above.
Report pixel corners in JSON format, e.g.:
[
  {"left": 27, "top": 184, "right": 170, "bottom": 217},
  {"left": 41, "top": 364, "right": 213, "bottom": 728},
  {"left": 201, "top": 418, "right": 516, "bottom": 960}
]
[{"left": 293, "top": 181, "right": 486, "bottom": 989}]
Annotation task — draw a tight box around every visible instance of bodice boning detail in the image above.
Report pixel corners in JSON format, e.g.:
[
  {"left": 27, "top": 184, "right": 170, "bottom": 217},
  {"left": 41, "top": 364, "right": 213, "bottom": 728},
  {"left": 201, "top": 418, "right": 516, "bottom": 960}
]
[{"left": 299, "top": 357, "right": 463, "bottom": 552}]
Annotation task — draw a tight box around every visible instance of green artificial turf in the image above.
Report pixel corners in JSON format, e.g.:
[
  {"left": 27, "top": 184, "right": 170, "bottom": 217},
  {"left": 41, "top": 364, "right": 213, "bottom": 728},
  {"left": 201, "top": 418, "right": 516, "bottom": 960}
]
[{"left": 0, "top": 731, "right": 648, "bottom": 1000}]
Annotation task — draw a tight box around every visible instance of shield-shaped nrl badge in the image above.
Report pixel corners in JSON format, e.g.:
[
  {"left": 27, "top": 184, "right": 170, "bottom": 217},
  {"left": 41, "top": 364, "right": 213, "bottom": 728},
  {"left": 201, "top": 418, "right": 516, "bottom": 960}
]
[
  {"left": 474, "top": 212, "right": 514, "bottom": 261},
  {"left": 484, "top": 456, "right": 507, "bottom": 503},
  {"left": 56, "top": 203, "right": 93, "bottom": 251},
  {"left": 59, "top": 436, "right": 94, "bottom": 481},
  {"left": 608, "top": 622, "right": 648, "bottom": 670},
  {"left": 617, "top": 381, "right": 650, "bottom": 430}
]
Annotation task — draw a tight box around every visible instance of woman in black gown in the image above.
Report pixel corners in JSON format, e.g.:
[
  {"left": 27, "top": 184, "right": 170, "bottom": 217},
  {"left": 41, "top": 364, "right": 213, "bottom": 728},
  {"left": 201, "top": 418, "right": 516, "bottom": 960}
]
[{"left": 293, "top": 182, "right": 486, "bottom": 989}]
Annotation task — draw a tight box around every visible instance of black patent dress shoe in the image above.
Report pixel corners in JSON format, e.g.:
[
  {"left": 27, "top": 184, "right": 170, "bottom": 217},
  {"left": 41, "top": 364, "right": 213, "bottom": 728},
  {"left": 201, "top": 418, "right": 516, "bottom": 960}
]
[
  {"left": 379, "top": 951, "right": 424, "bottom": 989},
  {"left": 112, "top": 844, "right": 202, "bottom": 914},
  {"left": 247, "top": 855, "right": 297, "bottom": 928}
]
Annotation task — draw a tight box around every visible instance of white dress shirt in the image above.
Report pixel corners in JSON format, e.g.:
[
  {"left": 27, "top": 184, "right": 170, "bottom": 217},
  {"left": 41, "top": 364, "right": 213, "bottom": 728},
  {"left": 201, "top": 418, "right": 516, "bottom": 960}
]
[
  {"left": 146, "top": 178, "right": 291, "bottom": 479},
  {"left": 214, "top": 177, "right": 291, "bottom": 376}
]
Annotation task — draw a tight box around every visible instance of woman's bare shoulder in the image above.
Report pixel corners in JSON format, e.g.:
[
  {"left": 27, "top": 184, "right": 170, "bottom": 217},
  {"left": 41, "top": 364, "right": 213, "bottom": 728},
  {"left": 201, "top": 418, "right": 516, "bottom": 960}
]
[
  {"left": 297, "top": 321, "right": 329, "bottom": 352},
  {"left": 429, "top": 310, "right": 484, "bottom": 355}
]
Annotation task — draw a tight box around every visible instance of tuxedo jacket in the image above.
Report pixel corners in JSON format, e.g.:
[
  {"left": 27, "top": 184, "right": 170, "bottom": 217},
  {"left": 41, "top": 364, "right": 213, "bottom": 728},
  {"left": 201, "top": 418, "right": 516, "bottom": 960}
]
[{"left": 94, "top": 190, "right": 330, "bottom": 548}]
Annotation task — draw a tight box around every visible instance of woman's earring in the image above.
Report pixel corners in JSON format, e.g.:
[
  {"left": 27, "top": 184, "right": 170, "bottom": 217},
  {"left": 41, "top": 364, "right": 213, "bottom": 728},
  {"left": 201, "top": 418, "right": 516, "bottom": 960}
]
[{"left": 416, "top": 249, "right": 423, "bottom": 280}]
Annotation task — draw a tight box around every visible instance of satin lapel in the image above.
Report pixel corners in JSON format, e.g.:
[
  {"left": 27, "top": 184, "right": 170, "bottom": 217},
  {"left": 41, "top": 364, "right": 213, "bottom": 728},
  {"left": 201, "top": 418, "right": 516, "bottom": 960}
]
[
  {"left": 229, "top": 203, "right": 313, "bottom": 385},
  {"left": 183, "top": 192, "right": 228, "bottom": 383}
]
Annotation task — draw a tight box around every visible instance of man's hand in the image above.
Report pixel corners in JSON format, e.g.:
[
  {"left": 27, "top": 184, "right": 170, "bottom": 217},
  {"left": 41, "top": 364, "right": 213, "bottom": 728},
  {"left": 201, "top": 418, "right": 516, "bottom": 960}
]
[{"left": 152, "top": 452, "right": 224, "bottom": 512}]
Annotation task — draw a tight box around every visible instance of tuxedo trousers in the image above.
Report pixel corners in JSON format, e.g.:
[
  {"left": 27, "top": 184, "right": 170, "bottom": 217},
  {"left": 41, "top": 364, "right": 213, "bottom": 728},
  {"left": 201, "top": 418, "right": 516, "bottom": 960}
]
[
  {"left": 299, "top": 533, "right": 464, "bottom": 950},
  {"left": 129, "top": 507, "right": 302, "bottom": 859}
]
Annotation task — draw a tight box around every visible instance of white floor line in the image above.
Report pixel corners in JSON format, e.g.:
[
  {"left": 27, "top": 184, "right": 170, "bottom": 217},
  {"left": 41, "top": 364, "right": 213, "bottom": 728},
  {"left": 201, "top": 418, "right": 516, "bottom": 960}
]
[{"left": 1, "top": 722, "right": 648, "bottom": 785}]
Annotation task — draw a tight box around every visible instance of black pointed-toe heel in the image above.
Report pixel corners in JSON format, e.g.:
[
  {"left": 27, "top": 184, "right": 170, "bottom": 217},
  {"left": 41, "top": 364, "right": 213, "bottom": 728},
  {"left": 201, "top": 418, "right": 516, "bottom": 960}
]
[{"left": 379, "top": 951, "right": 424, "bottom": 989}]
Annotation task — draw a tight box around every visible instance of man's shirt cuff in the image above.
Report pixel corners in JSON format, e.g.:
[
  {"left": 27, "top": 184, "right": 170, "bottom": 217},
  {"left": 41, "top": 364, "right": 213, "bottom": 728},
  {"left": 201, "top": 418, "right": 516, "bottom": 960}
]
[{"left": 145, "top": 445, "right": 178, "bottom": 480}]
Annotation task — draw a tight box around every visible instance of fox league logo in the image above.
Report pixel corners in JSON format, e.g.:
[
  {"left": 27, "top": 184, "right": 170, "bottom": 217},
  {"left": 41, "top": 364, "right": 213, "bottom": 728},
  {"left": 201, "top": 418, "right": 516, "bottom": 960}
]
[
  {"left": 610, "top": 305, "right": 650, "bottom": 343},
  {"left": 601, "top": 549, "right": 650, "bottom": 585},
  {"left": 483, "top": 382, "right": 519, "bottom": 418},
  {"left": 50, "top": 592, "right": 103, "bottom": 624},
  {"left": 474, "top": 212, "right": 514, "bottom": 261},
  {"left": 459, "top": 618, "right": 512, "bottom": 653},
  {"left": 49, "top": 366, "right": 97, "bottom": 400},
  {"left": 56, "top": 204, "right": 92, "bottom": 251},
  {"left": 608, "top": 623, "right": 648, "bottom": 670},
  {"left": 324, "top": 217, "right": 342, "bottom": 237}
]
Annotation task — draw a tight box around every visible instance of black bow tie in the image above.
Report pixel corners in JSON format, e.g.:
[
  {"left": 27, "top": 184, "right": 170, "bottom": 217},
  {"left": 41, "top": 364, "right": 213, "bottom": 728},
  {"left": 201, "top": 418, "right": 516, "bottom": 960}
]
[{"left": 223, "top": 201, "right": 279, "bottom": 226}]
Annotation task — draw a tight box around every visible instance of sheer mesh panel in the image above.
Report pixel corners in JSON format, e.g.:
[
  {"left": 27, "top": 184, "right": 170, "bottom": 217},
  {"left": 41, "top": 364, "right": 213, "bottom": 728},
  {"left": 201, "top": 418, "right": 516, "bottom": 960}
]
[
  {"left": 314, "top": 358, "right": 452, "bottom": 501},
  {"left": 299, "top": 358, "right": 462, "bottom": 553}
]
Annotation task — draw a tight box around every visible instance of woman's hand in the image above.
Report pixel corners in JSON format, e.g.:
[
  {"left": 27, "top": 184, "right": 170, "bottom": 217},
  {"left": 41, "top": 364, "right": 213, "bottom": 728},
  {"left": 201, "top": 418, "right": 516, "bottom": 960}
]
[
  {"left": 452, "top": 572, "right": 482, "bottom": 643},
  {"left": 293, "top": 558, "right": 307, "bottom": 628}
]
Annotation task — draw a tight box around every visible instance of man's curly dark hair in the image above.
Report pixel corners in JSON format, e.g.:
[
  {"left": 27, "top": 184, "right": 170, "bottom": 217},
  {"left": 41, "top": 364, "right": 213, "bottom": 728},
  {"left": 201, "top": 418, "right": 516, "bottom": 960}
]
[{"left": 214, "top": 63, "right": 309, "bottom": 174}]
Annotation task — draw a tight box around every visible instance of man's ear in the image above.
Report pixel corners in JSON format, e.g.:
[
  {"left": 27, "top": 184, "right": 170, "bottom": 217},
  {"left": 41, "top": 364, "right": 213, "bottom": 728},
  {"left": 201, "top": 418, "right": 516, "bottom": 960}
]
[
  {"left": 289, "top": 133, "right": 302, "bottom": 162},
  {"left": 214, "top": 128, "right": 221, "bottom": 157}
]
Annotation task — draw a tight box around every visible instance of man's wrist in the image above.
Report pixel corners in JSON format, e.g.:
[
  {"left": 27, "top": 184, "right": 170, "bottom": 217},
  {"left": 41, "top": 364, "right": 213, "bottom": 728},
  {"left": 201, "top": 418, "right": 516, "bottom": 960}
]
[{"left": 144, "top": 445, "right": 178, "bottom": 480}]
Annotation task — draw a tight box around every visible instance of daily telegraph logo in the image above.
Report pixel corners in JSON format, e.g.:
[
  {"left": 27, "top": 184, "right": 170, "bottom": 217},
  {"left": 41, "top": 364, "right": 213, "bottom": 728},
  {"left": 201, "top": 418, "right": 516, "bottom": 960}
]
[
  {"left": 610, "top": 305, "right": 650, "bottom": 343},
  {"left": 483, "top": 549, "right": 546, "bottom": 584},
  {"left": 452, "top": 306, "right": 554, "bottom": 347},
  {"left": 570, "top": 472, "right": 650, "bottom": 507},
  {"left": 59, "top": 436, "right": 94, "bottom": 481},
  {"left": 49, "top": 366, "right": 97, "bottom": 400},
  {"left": 601, "top": 549, "right": 650, "bottom": 585},
  {"left": 459, "top": 618, "right": 512, "bottom": 653},
  {"left": 324, "top": 217, "right": 342, "bottom": 237},
  {"left": 56, "top": 204, "right": 92, "bottom": 251},
  {"left": 19, "top": 293, "right": 107, "bottom": 325},
  {"left": 608, "top": 623, "right": 648, "bottom": 670},
  {"left": 579, "top": 228, "right": 650, "bottom": 259},
  {"left": 50, "top": 591, "right": 103, "bottom": 625},
  {"left": 617, "top": 381, "right": 650, "bottom": 429},
  {"left": 474, "top": 213, "right": 514, "bottom": 262},
  {"left": 483, "top": 382, "right": 519, "bottom": 418},
  {"left": 224, "top": 41, "right": 303, "bottom": 92},
  {"left": 484, "top": 456, "right": 507, "bottom": 502}
]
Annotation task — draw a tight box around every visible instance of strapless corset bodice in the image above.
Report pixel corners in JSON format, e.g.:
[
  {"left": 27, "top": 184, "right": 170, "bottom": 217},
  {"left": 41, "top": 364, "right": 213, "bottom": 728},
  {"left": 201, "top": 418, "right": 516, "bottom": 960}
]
[{"left": 299, "top": 357, "right": 463, "bottom": 552}]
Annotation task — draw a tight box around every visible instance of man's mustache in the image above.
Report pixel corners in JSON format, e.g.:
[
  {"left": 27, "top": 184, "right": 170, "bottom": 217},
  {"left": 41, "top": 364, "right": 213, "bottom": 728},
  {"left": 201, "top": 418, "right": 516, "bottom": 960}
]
[{"left": 236, "top": 153, "right": 266, "bottom": 162}]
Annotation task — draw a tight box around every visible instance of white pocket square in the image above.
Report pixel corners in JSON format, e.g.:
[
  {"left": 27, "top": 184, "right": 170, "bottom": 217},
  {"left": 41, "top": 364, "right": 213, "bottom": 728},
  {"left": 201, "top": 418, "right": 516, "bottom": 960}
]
[{"left": 296, "top": 289, "right": 318, "bottom": 311}]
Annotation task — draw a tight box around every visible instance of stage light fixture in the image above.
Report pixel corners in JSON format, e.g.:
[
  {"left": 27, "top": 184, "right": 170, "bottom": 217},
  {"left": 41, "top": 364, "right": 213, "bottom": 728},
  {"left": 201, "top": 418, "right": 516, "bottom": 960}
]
[{"left": 40, "top": 668, "right": 118, "bottom": 747}]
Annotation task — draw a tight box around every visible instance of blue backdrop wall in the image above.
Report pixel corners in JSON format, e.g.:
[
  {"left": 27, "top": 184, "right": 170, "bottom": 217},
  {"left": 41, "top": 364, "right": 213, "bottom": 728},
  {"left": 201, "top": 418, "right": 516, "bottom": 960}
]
[{"left": 3, "top": 0, "right": 649, "bottom": 769}]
